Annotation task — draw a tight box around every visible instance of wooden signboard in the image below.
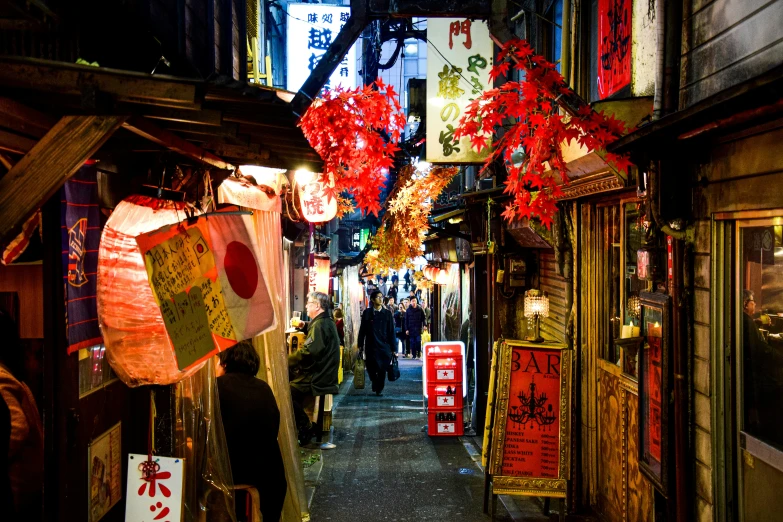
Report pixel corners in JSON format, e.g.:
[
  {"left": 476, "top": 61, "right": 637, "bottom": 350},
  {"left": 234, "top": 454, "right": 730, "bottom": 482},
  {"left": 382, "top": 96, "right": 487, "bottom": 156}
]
[{"left": 485, "top": 339, "right": 571, "bottom": 516}]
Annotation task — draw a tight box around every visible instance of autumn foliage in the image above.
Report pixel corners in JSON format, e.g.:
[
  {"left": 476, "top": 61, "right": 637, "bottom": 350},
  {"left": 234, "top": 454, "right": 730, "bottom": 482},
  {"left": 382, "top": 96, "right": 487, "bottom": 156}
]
[
  {"left": 454, "top": 39, "right": 633, "bottom": 227},
  {"left": 298, "top": 79, "right": 407, "bottom": 217},
  {"left": 367, "top": 164, "right": 460, "bottom": 273}
]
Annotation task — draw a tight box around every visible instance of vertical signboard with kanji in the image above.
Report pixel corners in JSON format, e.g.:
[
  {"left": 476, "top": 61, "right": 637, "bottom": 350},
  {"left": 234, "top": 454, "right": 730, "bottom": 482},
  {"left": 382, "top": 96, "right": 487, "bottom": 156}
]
[
  {"left": 597, "top": 0, "right": 632, "bottom": 99},
  {"left": 426, "top": 18, "right": 493, "bottom": 163},
  {"left": 125, "top": 454, "right": 185, "bottom": 521},
  {"left": 486, "top": 339, "right": 571, "bottom": 498},
  {"left": 286, "top": 3, "right": 357, "bottom": 93}
]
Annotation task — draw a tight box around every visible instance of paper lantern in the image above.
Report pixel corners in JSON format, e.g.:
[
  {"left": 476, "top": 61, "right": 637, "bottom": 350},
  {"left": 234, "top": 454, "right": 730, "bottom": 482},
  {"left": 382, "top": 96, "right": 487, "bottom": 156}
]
[
  {"left": 311, "top": 255, "right": 331, "bottom": 294},
  {"left": 295, "top": 170, "right": 337, "bottom": 223},
  {"left": 97, "top": 195, "right": 203, "bottom": 386}
]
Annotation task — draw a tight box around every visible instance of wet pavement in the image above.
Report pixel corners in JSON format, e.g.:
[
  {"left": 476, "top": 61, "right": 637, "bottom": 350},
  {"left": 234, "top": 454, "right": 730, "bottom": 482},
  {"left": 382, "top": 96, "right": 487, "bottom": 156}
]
[{"left": 307, "top": 358, "right": 556, "bottom": 522}]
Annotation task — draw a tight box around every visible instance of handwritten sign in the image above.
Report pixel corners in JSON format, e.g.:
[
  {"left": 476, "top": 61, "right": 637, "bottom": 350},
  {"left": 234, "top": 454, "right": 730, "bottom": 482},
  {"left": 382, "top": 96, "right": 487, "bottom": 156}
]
[
  {"left": 487, "top": 339, "right": 571, "bottom": 498},
  {"left": 125, "top": 454, "right": 184, "bottom": 522},
  {"left": 426, "top": 18, "right": 493, "bottom": 163},
  {"left": 160, "top": 286, "right": 216, "bottom": 371}
]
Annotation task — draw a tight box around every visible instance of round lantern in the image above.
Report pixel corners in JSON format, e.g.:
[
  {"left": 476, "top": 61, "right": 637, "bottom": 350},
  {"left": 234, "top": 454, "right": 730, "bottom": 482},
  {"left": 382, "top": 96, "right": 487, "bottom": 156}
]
[
  {"left": 295, "top": 170, "right": 338, "bottom": 223},
  {"left": 97, "top": 195, "right": 202, "bottom": 386}
]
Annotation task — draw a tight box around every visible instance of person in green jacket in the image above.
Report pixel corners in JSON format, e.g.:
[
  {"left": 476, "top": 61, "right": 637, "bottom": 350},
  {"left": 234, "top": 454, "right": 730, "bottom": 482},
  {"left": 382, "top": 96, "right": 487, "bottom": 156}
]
[{"left": 289, "top": 291, "right": 341, "bottom": 445}]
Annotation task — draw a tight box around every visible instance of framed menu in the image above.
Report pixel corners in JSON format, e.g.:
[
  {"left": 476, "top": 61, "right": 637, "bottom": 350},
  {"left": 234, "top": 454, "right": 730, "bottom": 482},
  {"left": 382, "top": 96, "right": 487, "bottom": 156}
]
[
  {"left": 487, "top": 339, "right": 572, "bottom": 497},
  {"left": 638, "top": 291, "right": 670, "bottom": 495}
]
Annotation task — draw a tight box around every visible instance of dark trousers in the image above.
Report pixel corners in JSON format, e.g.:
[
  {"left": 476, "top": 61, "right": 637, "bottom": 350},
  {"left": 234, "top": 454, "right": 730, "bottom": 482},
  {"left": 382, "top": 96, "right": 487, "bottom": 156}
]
[
  {"left": 365, "top": 353, "right": 387, "bottom": 393},
  {"left": 290, "top": 386, "right": 314, "bottom": 437},
  {"left": 409, "top": 332, "right": 422, "bottom": 358}
]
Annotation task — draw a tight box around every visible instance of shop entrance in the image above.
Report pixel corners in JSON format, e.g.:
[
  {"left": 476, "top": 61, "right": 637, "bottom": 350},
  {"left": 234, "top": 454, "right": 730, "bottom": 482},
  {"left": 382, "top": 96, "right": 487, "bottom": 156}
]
[
  {"left": 580, "top": 197, "right": 654, "bottom": 521},
  {"left": 720, "top": 217, "right": 783, "bottom": 521}
]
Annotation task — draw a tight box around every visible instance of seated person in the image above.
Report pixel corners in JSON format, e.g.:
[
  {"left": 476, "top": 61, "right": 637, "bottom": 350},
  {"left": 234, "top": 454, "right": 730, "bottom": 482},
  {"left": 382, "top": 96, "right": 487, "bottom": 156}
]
[
  {"left": 289, "top": 292, "right": 340, "bottom": 445},
  {"left": 217, "top": 342, "right": 286, "bottom": 522}
]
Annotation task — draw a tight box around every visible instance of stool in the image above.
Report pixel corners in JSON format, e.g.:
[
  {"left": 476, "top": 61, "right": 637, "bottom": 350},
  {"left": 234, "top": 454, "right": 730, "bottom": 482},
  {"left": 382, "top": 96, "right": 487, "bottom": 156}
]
[
  {"left": 313, "top": 394, "right": 336, "bottom": 450},
  {"left": 234, "top": 484, "right": 262, "bottom": 522}
]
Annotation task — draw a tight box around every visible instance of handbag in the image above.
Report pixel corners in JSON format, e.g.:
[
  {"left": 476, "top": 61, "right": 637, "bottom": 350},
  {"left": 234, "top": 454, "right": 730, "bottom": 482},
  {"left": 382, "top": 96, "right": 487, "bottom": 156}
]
[
  {"left": 387, "top": 353, "right": 400, "bottom": 382},
  {"left": 353, "top": 350, "right": 366, "bottom": 390}
]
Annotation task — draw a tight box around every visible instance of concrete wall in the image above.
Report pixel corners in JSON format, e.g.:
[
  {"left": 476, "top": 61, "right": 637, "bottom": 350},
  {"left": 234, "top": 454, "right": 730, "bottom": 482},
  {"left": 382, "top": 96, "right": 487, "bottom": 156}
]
[{"left": 680, "top": 0, "right": 783, "bottom": 108}]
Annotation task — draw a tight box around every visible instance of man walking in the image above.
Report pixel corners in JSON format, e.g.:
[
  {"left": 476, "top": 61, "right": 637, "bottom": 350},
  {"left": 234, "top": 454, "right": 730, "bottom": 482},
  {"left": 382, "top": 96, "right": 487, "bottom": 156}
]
[
  {"left": 289, "top": 291, "right": 341, "bottom": 444},
  {"left": 405, "top": 297, "right": 427, "bottom": 359},
  {"left": 358, "top": 290, "right": 396, "bottom": 396}
]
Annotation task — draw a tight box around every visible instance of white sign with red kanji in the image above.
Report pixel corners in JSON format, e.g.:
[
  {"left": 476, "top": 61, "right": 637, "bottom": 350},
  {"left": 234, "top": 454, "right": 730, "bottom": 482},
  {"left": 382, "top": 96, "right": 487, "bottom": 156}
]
[
  {"left": 437, "top": 369, "right": 455, "bottom": 380},
  {"left": 125, "top": 455, "right": 184, "bottom": 522}
]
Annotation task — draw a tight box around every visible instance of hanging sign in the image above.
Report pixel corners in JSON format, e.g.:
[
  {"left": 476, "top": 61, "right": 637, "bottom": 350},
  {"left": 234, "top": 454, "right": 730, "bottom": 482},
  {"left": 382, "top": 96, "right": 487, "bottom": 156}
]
[
  {"left": 135, "top": 213, "right": 276, "bottom": 370},
  {"left": 296, "top": 170, "right": 338, "bottom": 223},
  {"left": 125, "top": 454, "right": 185, "bottom": 522},
  {"left": 426, "top": 18, "right": 493, "bottom": 163},
  {"left": 286, "top": 3, "right": 357, "bottom": 93},
  {"left": 597, "top": 0, "right": 632, "bottom": 99},
  {"left": 486, "top": 339, "right": 571, "bottom": 497}
]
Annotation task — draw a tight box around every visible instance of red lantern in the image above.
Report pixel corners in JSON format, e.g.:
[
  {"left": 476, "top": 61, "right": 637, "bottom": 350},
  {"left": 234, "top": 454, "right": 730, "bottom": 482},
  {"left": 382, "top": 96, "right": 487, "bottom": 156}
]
[
  {"left": 97, "top": 195, "right": 202, "bottom": 386},
  {"left": 311, "top": 255, "right": 331, "bottom": 294}
]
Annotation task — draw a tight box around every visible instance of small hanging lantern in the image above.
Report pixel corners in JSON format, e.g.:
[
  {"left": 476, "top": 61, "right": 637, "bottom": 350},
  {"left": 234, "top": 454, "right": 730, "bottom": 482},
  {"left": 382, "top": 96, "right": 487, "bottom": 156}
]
[
  {"left": 296, "top": 170, "right": 338, "bottom": 223},
  {"left": 311, "top": 255, "right": 331, "bottom": 294}
]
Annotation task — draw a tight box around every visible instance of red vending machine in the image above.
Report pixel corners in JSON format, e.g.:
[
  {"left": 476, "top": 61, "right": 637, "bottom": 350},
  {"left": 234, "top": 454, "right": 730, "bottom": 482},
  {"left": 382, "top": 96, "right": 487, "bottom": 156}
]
[{"left": 423, "top": 342, "right": 465, "bottom": 436}]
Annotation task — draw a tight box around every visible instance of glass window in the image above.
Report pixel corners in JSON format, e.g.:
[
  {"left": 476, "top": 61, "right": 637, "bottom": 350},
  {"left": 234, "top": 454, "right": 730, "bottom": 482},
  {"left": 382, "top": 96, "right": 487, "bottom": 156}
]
[
  {"left": 404, "top": 58, "right": 418, "bottom": 76},
  {"left": 598, "top": 204, "right": 621, "bottom": 363},
  {"left": 624, "top": 201, "right": 646, "bottom": 326},
  {"left": 79, "top": 344, "right": 117, "bottom": 397},
  {"left": 404, "top": 39, "right": 419, "bottom": 57},
  {"left": 739, "top": 224, "right": 783, "bottom": 449}
]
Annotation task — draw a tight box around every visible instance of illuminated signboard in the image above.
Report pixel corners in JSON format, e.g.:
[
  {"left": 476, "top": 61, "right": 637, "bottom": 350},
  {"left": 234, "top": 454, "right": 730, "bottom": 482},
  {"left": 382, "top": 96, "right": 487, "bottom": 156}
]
[
  {"left": 286, "top": 3, "right": 358, "bottom": 93},
  {"left": 426, "top": 18, "right": 493, "bottom": 163}
]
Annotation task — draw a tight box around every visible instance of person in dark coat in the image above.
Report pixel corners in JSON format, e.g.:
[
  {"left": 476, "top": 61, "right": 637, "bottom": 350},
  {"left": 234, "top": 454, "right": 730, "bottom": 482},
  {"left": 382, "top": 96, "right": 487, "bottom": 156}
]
[
  {"left": 289, "top": 291, "right": 341, "bottom": 444},
  {"left": 358, "top": 290, "right": 396, "bottom": 395},
  {"left": 405, "top": 297, "right": 427, "bottom": 359},
  {"left": 217, "top": 342, "right": 286, "bottom": 522},
  {"left": 395, "top": 303, "right": 407, "bottom": 356}
]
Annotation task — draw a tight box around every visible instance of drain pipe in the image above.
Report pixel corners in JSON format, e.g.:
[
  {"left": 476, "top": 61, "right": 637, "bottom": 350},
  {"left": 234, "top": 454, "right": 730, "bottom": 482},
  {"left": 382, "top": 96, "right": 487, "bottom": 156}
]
[{"left": 652, "top": 0, "right": 666, "bottom": 120}]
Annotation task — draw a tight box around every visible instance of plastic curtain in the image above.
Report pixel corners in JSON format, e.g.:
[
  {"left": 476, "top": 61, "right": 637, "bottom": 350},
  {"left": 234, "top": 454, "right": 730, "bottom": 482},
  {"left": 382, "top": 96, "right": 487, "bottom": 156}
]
[
  {"left": 340, "top": 266, "right": 363, "bottom": 366},
  {"left": 440, "top": 262, "right": 462, "bottom": 341},
  {"left": 249, "top": 210, "right": 308, "bottom": 522},
  {"left": 174, "top": 358, "right": 236, "bottom": 522}
]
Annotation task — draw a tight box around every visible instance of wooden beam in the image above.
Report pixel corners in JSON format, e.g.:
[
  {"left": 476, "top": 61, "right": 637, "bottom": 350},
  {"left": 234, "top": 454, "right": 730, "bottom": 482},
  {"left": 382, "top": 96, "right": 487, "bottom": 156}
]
[
  {"left": 0, "top": 129, "right": 36, "bottom": 155},
  {"left": 162, "top": 122, "right": 239, "bottom": 138},
  {"left": 123, "top": 116, "right": 234, "bottom": 170},
  {"left": 0, "top": 57, "right": 200, "bottom": 109},
  {"left": 0, "top": 115, "right": 125, "bottom": 243},
  {"left": 139, "top": 107, "right": 223, "bottom": 126},
  {"left": 0, "top": 96, "right": 57, "bottom": 138}
]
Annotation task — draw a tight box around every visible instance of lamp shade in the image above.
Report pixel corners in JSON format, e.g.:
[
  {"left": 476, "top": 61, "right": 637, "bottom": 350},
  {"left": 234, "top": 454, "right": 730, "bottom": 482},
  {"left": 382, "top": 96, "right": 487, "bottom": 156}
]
[
  {"left": 523, "top": 289, "right": 550, "bottom": 318},
  {"left": 97, "top": 195, "right": 202, "bottom": 386},
  {"left": 296, "top": 170, "right": 337, "bottom": 223}
]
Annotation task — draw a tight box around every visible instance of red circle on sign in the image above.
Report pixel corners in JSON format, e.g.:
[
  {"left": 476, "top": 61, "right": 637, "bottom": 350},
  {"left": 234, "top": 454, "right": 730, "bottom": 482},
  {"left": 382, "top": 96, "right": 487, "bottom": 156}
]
[{"left": 224, "top": 241, "right": 258, "bottom": 299}]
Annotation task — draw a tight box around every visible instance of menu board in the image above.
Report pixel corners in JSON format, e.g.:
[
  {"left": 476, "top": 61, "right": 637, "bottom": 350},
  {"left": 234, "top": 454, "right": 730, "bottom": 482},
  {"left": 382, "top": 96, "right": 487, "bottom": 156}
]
[
  {"left": 487, "top": 339, "right": 571, "bottom": 498},
  {"left": 500, "top": 346, "right": 563, "bottom": 477}
]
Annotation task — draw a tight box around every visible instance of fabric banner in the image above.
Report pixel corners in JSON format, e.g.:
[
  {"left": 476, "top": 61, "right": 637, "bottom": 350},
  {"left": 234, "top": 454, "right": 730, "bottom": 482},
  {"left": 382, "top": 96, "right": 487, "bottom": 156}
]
[
  {"left": 217, "top": 177, "right": 282, "bottom": 213},
  {"left": 135, "top": 213, "right": 275, "bottom": 372},
  {"left": 62, "top": 164, "right": 103, "bottom": 354},
  {"left": 597, "top": 0, "right": 632, "bottom": 99}
]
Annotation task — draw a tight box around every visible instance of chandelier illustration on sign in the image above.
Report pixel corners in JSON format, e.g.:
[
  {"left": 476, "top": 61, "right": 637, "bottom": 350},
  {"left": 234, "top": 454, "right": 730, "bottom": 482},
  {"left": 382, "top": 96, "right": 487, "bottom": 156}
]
[{"left": 508, "top": 379, "right": 557, "bottom": 430}]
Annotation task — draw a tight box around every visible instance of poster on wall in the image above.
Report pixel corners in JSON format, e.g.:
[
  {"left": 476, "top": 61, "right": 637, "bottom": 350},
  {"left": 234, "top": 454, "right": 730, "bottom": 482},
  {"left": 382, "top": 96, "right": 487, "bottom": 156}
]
[
  {"left": 286, "top": 3, "right": 357, "bottom": 93},
  {"left": 87, "top": 422, "right": 122, "bottom": 522},
  {"left": 597, "top": 0, "right": 632, "bottom": 99},
  {"left": 125, "top": 454, "right": 185, "bottom": 522},
  {"left": 487, "top": 339, "right": 571, "bottom": 498},
  {"left": 638, "top": 291, "right": 669, "bottom": 495},
  {"left": 426, "top": 18, "right": 493, "bottom": 163}
]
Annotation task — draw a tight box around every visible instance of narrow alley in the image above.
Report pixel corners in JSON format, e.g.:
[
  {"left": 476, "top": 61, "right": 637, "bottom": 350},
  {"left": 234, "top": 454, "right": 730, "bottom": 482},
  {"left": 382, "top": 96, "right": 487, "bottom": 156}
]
[{"left": 308, "top": 359, "right": 552, "bottom": 522}]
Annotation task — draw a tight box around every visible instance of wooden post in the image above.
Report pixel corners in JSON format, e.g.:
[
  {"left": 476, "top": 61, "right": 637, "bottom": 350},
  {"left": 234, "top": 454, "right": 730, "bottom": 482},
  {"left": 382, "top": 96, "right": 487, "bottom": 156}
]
[{"left": 0, "top": 115, "right": 125, "bottom": 244}]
